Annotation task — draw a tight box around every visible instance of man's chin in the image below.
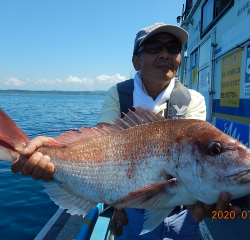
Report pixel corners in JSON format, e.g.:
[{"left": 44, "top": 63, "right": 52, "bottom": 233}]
[
  {"left": 159, "top": 74, "right": 175, "bottom": 82},
  {"left": 155, "top": 69, "right": 175, "bottom": 81}
]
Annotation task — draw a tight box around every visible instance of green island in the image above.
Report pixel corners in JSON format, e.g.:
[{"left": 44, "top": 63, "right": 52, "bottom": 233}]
[{"left": 0, "top": 90, "right": 107, "bottom": 96}]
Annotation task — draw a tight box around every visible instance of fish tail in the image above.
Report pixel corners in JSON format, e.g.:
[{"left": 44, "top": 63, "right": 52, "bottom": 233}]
[{"left": 0, "top": 109, "right": 30, "bottom": 162}]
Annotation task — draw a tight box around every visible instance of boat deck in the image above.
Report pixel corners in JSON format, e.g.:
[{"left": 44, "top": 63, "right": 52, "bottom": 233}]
[
  {"left": 36, "top": 201, "right": 250, "bottom": 240},
  {"left": 35, "top": 205, "right": 114, "bottom": 240}
]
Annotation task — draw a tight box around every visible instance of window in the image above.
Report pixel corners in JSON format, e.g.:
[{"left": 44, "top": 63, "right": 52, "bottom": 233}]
[
  {"left": 183, "top": 0, "right": 193, "bottom": 19},
  {"left": 202, "top": 0, "right": 214, "bottom": 32},
  {"left": 191, "top": 49, "right": 199, "bottom": 87},
  {"left": 215, "top": 0, "right": 231, "bottom": 17},
  {"left": 201, "top": 0, "right": 234, "bottom": 34}
]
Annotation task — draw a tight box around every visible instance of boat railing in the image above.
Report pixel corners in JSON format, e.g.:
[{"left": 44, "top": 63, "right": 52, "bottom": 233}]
[{"left": 76, "top": 203, "right": 113, "bottom": 240}]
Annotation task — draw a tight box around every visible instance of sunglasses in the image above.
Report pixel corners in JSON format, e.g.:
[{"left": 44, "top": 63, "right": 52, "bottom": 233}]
[{"left": 136, "top": 40, "right": 182, "bottom": 54}]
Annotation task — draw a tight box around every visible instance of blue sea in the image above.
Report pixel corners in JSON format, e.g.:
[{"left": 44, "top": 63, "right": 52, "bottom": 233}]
[{"left": 0, "top": 94, "right": 105, "bottom": 240}]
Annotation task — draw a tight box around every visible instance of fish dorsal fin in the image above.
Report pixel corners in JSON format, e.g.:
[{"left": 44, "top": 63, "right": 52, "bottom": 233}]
[
  {"left": 45, "top": 127, "right": 104, "bottom": 147},
  {"left": 45, "top": 107, "right": 165, "bottom": 147},
  {"left": 44, "top": 183, "right": 97, "bottom": 216},
  {"left": 109, "top": 107, "right": 166, "bottom": 131}
]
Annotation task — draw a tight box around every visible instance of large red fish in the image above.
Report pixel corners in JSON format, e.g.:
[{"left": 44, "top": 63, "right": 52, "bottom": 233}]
[{"left": 0, "top": 107, "right": 250, "bottom": 234}]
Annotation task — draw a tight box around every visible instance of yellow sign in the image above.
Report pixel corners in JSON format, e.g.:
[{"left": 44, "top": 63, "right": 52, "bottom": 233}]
[
  {"left": 220, "top": 49, "right": 242, "bottom": 107},
  {"left": 192, "top": 66, "right": 198, "bottom": 84}
]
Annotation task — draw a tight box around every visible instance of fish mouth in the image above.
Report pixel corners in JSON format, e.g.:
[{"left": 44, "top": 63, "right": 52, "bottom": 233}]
[{"left": 227, "top": 169, "right": 250, "bottom": 185}]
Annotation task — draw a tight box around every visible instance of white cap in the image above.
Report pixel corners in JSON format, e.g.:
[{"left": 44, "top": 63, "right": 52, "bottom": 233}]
[{"left": 133, "top": 22, "right": 189, "bottom": 54}]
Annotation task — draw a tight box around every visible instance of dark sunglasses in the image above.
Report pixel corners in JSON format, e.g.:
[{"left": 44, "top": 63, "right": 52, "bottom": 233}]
[{"left": 136, "top": 40, "right": 182, "bottom": 54}]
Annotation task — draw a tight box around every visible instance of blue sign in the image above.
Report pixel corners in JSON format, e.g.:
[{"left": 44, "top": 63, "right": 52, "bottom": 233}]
[
  {"left": 246, "top": 45, "right": 250, "bottom": 84},
  {"left": 215, "top": 118, "right": 249, "bottom": 147}
]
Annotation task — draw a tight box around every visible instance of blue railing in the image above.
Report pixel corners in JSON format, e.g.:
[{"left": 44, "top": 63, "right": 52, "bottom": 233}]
[{"left": 76, "top": 203, "right": 113, "bottom": 240}]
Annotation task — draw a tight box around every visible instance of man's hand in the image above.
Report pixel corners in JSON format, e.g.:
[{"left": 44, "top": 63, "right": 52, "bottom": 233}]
[
  {"left": 186, "top": 192, "right": 242, "bottom": 222},
  {"left": 109, "top": 209, "right": 129, "bottom": 237},
  {"left": 11, "top": 136, "right": 55, "bottom": 182}
]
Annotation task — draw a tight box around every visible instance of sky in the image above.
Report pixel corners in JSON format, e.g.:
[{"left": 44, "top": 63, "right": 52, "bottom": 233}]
[{"left": 0, "top": 0, "right": 186, "bottom": 91}]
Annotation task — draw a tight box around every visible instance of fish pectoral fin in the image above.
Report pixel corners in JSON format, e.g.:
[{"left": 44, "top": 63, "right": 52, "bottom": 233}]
[
  {"left": 140, "top": 207, "right": 175, "bottom": 235},
  {"left": 44, "top": 183, "right": 97, "bottom": 217},
  {"left": 111, "top": 179, "right": 177, "bottom": 209}
]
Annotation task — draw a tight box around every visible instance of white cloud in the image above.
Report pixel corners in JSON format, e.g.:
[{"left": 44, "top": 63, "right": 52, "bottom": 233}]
[
  {"left": 96, "top": 74, "right": 126, "bottom": 84},
  {"left": 66, "top": 75, "right": 93, "bottom": 85},
  {"left": 35, "top": 79, "right": 53, "bottom": 84},
  {"left": 5, "top": 77, "right": 25, "bottom": 86},
  {"left": 1, "top": 74, "right": 127, "bottom": 91},
  {"left": 34, "top": 78, "right": 63, "bottom": 85}
]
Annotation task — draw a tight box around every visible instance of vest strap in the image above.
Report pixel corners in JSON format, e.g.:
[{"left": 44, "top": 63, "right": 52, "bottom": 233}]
[{"left": 116, "top": 79, "right": 191, "bottom": 119}]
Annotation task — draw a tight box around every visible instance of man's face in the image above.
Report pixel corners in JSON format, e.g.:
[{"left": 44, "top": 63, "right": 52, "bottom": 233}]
[{"left": 133, "top": 33, "right": 181, "bottom": 86}]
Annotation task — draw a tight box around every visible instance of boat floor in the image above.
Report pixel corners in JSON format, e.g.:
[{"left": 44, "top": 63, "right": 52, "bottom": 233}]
[
  {"left": 36, "top": 205, "right": 250, "bottom": 240},
  {"left": 35, "top": 207, "right": 114, "bottom": 240}
]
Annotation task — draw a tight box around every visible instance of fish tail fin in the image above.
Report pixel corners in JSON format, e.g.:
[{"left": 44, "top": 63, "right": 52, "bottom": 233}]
[{"left": 0, "top": 109, "right": 30, "bottom": 162}]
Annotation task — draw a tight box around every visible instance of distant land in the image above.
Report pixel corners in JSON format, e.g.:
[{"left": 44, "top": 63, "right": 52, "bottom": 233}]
[{"left": 0, "top": 89, "right": 108, "bottom": 96}]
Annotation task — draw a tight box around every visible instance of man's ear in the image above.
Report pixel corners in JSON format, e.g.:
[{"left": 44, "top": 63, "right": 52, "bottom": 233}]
[{"left": 132, "top": 55, "right": 141, "bottom": 71}]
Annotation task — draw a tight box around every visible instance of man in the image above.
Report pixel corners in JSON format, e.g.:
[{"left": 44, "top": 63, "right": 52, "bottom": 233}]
[{"left": 11, "top": 23, "right": 241, "bottom": 239}]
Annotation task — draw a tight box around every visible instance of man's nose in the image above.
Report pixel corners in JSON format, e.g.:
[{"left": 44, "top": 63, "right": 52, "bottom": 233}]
[{"left": 158, "top": 45, "right": 171, "bottom": 58}]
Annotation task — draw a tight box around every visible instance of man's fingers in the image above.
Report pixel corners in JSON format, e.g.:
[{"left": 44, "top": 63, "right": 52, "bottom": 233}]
[
  {"left": 193, "top": 201, "right": 205, "bottom": 222},
  {"left": 11, "top": 136, "right": 55, "bottom": 180},
  {"left": 11, "top": 156, "right": 28, "bottom": 174},
  {"left": 114, "top": 209, "right": 129, "bottom": 226},
  {"left": 22, "top": 136, "right": 53, "bottom": 156},
  {"left": 230, "top": 206, "right": 242, "bottom": 216},
  {"left": 109, "top": 209, "right": 128, "bottom": 237},
  {"left": 187, "top": 192, "right": 241, "bottom": 223},
  {"left": 186, "top": 201, "right": 205, "bottom": 222},
  {"left": 42, "top": 162, "right": 55, "bottom": 182},
  {"left": 14, "top": 151, "right": 54, "bottom": 181},
  {"left": 109, "top": 219, "right": 123, "bottom": 237},
  {"left": 186, "top": 204, "right": 195, "bottom": 212},
  {"left": 31, "top": 155, "right": 51, "bottom": 180},
  {"left": 203, "top": 203, "right": 214, "bottom": 218},
  {"left": 215, "top": 192, "right": 231, "bottom": 212},
  {"left": 21, "top": 152, "right": 43, "bottom": 176}
]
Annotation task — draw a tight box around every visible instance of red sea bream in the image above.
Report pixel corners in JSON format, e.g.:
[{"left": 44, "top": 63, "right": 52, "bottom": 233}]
[{"left": 0, "top": 107, "right": 250, "bottom": 234}]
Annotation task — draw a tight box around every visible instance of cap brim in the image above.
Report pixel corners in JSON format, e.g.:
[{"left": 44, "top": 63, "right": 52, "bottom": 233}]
[{"left": 139, "top": 25, "right": 189, "bottom": 46}]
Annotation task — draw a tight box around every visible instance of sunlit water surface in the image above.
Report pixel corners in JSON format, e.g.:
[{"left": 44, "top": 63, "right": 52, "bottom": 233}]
[{"left": 0, "top": 94, "right": 105, "bottom": 240}]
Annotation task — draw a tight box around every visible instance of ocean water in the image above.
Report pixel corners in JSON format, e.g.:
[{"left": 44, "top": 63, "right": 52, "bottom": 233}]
[{"left": 0, "top": 94, "right": 105, "bottom": 240}]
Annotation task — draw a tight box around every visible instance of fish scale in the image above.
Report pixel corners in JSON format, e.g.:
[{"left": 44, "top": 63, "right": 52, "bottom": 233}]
[
  {"left": 50, "top": 147, "right": 170, "bottom": 204},
  {"left": 1, "top": 107, "right": 250, "bottom": 234}
]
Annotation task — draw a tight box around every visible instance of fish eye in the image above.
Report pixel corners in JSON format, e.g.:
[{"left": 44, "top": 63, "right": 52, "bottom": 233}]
[{"left": 207, "top": 141, "right": 222, "bottom": 156}]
